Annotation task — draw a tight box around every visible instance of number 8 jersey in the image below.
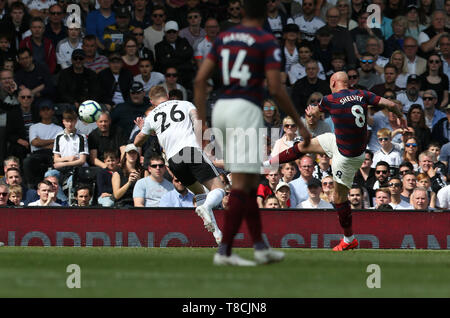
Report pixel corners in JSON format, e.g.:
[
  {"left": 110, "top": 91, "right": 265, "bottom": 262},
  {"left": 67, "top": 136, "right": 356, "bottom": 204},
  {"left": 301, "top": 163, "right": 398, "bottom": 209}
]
[
  {"left": 141, "top": 100, "right": 200, "bottom": 160},
  {"left": 318, "top": 89, "right": 381, "bottom": 158},
  {"left": 206, "top": 25, "right": 281, "bottom": 107}
]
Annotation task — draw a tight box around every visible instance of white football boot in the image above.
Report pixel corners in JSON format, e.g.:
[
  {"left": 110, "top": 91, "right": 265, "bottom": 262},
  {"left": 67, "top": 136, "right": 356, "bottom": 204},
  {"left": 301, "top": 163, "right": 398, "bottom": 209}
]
[
  {"left": 254, "top": 248, "right": 285, "bottom": 265},
  {"left": 195, "top": 204, "right": 214, "bottom": 232},
  {"left": 213, "top": 253, "right": 256, "bottom": 266}
]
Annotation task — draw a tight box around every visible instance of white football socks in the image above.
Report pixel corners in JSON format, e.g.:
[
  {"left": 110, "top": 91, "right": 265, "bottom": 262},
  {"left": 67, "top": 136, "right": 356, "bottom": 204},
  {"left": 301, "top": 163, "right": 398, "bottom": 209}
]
[{"left": 343, "top": 235, "right": 355, "bottom": 244}]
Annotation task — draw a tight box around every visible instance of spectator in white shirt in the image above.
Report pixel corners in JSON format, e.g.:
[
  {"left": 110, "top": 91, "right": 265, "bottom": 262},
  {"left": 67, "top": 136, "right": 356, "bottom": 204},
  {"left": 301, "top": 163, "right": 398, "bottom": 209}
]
[
  {"left": 56, "top": 25, "right": 83, "bottom": 69},
  {"left": 388, "top": 176, "right": 413, "bottom": 209},
  {"left": 28, "top": 180, "right": 61, "bottom": 206},
  {"left": 436, "top": 184, "right": 450, "bottom": 209},
  {"left": 133, "top": 58, "right": 164, "bottom": 95},
  {"left": 372, "top": 128, "right": 402, "bottom": 173},
  {"left": 298, "top": 178, "right": 333, "bottom": 209}
]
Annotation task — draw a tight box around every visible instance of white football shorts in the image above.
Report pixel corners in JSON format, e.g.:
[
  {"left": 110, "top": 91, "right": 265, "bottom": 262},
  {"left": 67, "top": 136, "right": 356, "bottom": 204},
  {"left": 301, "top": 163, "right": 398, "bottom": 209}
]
[
  {"left": 212, "top": 98, "right": 265, "bottom": 174},
  {"left": 316, "top": 132, "right": 365, "bottom": 189}
]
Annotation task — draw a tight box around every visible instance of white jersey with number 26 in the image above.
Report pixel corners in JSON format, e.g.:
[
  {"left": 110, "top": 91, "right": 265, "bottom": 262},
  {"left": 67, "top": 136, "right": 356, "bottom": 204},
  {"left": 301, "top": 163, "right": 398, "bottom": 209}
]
[{"left": 141, "top": 100, "right": 200, "bottom": 160}]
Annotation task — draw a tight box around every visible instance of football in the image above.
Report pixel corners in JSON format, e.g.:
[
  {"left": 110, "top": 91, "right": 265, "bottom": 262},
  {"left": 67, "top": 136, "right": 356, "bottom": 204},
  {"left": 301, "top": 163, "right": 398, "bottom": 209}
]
[{"left": 78, "top": 100, "right": 102, "bottom": 123}]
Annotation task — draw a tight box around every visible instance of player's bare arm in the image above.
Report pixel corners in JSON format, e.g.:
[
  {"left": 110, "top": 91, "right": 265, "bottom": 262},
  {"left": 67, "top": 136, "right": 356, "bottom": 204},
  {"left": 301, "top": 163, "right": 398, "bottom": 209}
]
[
  {"left": 194, "top": 58, "right": 216, "bottom": 124},
  {"left": 266, "top": 69, "right": 311, "bottom": 147}
]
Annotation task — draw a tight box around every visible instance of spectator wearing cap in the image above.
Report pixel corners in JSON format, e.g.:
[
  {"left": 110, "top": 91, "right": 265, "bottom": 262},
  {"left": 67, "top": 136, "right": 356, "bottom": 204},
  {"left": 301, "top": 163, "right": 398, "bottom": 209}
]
[
  {"left": 86, "top": 0, "right": 116, "bottom": 51},
  {"left": 98, "top": 51, "right": 134, "bottom": 109},
  {"left": 56, "top": 49, "right": 100, "bottom": 108},
  {"left": 431, "top": 104, "right": 450, "bottom": 146},
  {"left": 56, "top": 24, "right": 83, "bottom": 70},
  {"left": 103, "top": 6, "right": 135, "bottom": 52},
  {"left": 403, "top": 36, "right": 426, "bottom": 76},
  {"left": 396, "top": 74, "right": 424, "bottom": 114},
  {"left": 19, "top": 16, "right": 57, "bottom": 74},
  {"left": 405, "top": 4, "right": 426, "bottom": 41},
  {"left": 111, "top": 81, "right": 150, "bottom": 138},
  {"left": 23, "top": 100, "right": 63, "bottom": 188},
  {"left": 154, "top": 20, "right": 195, "bottom": 91},
  {"left": 298, "top": 178, "right": 333, "bottom": 209},
  {"left": 280, "top": 23, "right": 301, "bottom": 74},
  {"left": 263, "top": 0, "right": 289, "bottom": 42},
  {"left": 274, "top": 181, "right": 292, "bottom": 209},
  {"left": 422, "top": 89, "right": 447, "bottom": 130}
]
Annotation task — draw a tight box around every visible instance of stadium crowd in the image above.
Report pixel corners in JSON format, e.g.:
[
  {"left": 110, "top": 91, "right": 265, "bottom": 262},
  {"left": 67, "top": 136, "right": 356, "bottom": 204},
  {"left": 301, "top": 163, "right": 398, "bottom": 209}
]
[{"left": 0, "top": 0, "right": 449, "bottom": 210}]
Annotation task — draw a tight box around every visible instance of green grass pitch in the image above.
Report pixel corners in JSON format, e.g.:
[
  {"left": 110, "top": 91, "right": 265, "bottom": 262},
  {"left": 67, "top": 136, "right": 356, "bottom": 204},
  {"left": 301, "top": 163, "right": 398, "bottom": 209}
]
[{"left": 0, "top": 247, "right": 449, "bottom": 298}]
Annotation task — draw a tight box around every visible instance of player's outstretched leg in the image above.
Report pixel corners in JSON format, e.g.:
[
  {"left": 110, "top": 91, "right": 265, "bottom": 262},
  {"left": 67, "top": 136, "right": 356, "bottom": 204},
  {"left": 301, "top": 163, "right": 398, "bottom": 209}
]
[
  {"left": 245, "top": 189, "right": 285, "bottom": 264},
  {"left": 332, "top": 200, "right": 359, "bottom": 251},
  {"left": 263, "top": 141, "right": 303, "bottom": 167},
  {"left": 201, "top": 187, "right": 224, "bottom": 244},
  {"left": 213, "top": 188, "right": 256, "bottom": 266}
]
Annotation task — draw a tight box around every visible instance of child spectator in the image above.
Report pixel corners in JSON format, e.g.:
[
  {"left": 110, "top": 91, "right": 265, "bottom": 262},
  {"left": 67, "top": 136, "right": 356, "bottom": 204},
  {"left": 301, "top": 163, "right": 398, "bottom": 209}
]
[
  {"left": 372, "top": 128, "right": 402, "bottom": 174},
  {"left": 263, "top": 194, "right": 281, "bottom": 209},
  {"left": 97, "top": 150, "right": 119, "bottom": 207},
  {"left": 274, "top": 182, "right": 291, "bottom": 209},
  {"left": 8, "top": 184, "right": 23, "bottom": 206}
]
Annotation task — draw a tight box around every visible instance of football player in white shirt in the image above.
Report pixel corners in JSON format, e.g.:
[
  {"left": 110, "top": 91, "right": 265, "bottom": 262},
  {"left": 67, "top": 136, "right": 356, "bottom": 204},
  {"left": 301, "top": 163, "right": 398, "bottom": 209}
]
[{"left": 134, "top": 86, "right": 225, "bottom": 244}]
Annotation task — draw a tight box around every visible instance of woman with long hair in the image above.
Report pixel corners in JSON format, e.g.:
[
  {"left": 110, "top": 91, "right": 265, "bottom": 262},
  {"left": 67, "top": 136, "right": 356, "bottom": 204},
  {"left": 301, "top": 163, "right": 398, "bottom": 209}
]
[
  {"left": 417, "top": 0, "right": 434, "bottom": 26},
  {"left": 406, "top": 104, "right": 431, "bottom": 153},
  {"left": 419, "top": 52, "right": 449, "bottom": 109},
  {"left": 387, "top": 50, "right": 409, "bottom": 88},
  {"left": 337, "top": 0, "right": 357, "bottom": 30},
  {"left": 111, "top": 145, "right": 145, "bottom": 207},
  {"left": 384, "top": 16, "right": 408, "bottom": 58},
  {"left": 403, "top": 136, "right": 420, "bottom": 172},
  {"left": 121, "top": 36, "right": 140, "bottom": 76},
  {"left": 405, "top": 5, "right": 427, "bottom": 41}
]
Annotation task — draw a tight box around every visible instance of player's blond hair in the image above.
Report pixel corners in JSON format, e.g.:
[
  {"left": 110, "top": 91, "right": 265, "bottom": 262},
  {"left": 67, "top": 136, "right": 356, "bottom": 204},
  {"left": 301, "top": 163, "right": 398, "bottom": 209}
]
[{"left": 149, "top": 85, "right": 168, "bottom": 101}]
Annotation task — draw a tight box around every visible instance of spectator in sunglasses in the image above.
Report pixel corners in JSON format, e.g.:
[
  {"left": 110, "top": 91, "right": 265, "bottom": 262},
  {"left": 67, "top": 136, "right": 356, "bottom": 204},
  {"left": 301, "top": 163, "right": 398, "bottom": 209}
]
[
  {"left": 133, "top": 154, "right": 173, "bottom": 207},
  {"left": 357, "top": 53, "right": 383, "bottom": 90},
  {"left": 220, "top": 0, "right": 241, "bottom": 32},
  {"left": 179, "top": 8, "right": 205, "bottom": 49},
  {"left": 320, "top": 175, "right": 334, "bottom": 204},
  {"left": 262, "top": 99, "right": 282, "bottom": 155},
  {"left": 421, "top": 89, "right": 446, "bottom": 130},
  {"left": 347, "top": 67, "right": 366, "bottom": 90},
  {"left": 372, "top": 128, "right": 402, "bottom": 174},
  {"left": 403, "top": 136, "right": 420, "bottom": 172},
  {"left": 161, "top": 66, "right": 188, "bottom": 101},
  {"left": 419, "top": 52, "right": 449, "bottom": 109},
  {"left": 366, "top": 160, "right": 391, "bottom": 205},
  {"left": 270, "top": 116, "right": 299, "bottom": 158},
  {"left": 406, "top": 103, "right": 431, "bottom": 153},
  {"left": 387, "top": 175, "right": 413, "bottom": 210}
]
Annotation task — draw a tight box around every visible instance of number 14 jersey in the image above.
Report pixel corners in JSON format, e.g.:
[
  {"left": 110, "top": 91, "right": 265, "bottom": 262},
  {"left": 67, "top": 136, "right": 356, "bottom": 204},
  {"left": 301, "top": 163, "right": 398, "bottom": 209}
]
[
  {"left": 318, "top": 89, "right": 381, "bottom": 158},
  {"left": 142, "top": 100, "right": 200, "bottom": 160},
  {"left": 206, "top": 25, "right": 281, "bottom": 106}
]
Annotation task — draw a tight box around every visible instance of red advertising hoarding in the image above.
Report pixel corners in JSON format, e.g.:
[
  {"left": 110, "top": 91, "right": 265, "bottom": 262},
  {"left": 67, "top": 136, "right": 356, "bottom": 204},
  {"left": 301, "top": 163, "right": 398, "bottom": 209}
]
[{"left": 0, "top": 208, "right": 448, "bottom": 249}]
